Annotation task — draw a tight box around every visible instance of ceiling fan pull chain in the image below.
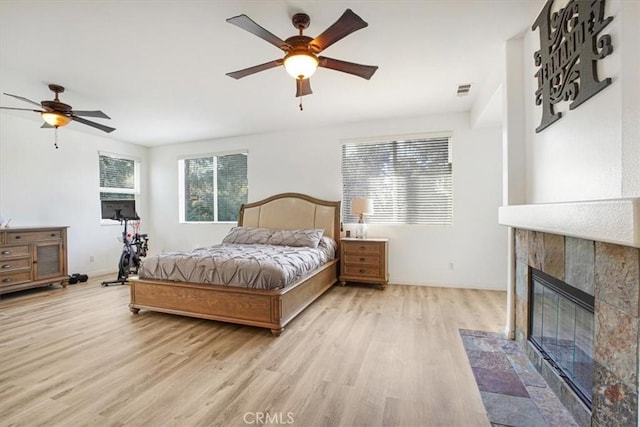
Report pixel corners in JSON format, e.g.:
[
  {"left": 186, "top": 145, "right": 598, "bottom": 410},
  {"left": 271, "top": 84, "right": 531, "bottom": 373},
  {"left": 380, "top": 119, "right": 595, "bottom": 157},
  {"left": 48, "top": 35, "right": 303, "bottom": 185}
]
[
  {"left": 297, "top": 77, "right": 304, "bottom": 110},
  {"left": 54, "top": 127, "right": 59, "bottom": 149}
]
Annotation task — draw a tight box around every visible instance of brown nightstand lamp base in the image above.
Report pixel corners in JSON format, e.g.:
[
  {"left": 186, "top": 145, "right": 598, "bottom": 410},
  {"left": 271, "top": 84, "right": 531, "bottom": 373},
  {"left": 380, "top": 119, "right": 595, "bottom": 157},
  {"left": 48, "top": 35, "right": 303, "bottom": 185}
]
[{"left": 339, "top": 238, "right": 388, "bottom": 290}]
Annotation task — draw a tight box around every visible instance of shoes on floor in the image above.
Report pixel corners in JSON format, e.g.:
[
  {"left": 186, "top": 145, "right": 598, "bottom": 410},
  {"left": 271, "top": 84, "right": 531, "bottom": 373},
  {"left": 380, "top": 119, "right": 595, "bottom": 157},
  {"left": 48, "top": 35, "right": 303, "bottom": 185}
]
[{"left": 68, "top": 273, "right": 89, "bottom": 284}]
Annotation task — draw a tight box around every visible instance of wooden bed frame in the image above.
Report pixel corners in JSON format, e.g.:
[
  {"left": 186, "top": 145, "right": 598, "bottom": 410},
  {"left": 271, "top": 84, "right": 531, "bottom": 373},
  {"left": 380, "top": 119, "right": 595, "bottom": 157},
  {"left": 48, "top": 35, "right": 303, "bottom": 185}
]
[{"left": 129, "top": 193, "right": 341, "bottom": 336}]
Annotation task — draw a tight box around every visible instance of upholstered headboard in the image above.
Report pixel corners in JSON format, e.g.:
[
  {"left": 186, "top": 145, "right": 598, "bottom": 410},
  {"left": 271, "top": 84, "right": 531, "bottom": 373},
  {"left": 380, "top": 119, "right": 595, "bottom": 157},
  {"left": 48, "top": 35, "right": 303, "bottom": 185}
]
[{"left": 238, "top": 193, "right": 341, "bottom": 242}]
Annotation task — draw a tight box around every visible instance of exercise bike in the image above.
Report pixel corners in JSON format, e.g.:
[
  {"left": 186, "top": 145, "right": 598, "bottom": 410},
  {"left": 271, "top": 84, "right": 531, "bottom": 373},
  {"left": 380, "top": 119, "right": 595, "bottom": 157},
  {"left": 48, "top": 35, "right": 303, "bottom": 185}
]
[{"left": 100, "top": 201, "right": 149, "bottom": 286}]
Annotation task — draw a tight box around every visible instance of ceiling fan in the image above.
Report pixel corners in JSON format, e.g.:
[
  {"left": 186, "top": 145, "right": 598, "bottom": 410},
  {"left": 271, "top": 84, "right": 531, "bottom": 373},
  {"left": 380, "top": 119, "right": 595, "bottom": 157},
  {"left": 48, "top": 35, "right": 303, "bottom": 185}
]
[
  {"left": 0, "top": 84, "right": 115, "bottom": 133},
  {"left": 226, "top": 9, "right": 378, "bottom": 106}
]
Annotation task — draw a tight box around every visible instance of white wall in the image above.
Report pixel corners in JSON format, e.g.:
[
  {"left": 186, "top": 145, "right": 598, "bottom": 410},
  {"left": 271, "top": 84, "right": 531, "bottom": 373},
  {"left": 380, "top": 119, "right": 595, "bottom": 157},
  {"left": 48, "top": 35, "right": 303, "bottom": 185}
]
[
  {"left": 149, "top": 112, "right": 507, "bottom": 289},
  {"left": 0, "top": 114, "right": 149, "bottom": 276},
  {"left": 523, "top": 0, "right": 640, "bottom": 203},
  {"left": 0, "top": 107, "right": 506, "bottom": 290}
]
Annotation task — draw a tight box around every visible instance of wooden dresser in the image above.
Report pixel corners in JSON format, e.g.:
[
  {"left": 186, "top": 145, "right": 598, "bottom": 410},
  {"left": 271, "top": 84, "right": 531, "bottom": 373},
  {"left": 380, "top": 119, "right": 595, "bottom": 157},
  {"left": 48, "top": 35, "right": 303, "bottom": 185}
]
[
  {"left": 339, "top": 238, "right": 389, "bottom": 289},
  {"left": 0, "top": 226, "right": 68, "bottom": 295}
]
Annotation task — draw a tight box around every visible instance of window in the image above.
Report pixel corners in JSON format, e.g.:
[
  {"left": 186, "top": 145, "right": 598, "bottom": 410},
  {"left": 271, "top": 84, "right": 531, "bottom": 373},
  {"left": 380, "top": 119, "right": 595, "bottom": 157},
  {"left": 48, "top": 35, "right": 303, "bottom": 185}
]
[
  {"left": 99, "top": 152, "right": 139, "bottom": 202},
  {"left": 341, "top": 135, "right": 452, "bottom": 225},
  {"left": 179, "top": 151, "right": 248, "bottom": 222}
]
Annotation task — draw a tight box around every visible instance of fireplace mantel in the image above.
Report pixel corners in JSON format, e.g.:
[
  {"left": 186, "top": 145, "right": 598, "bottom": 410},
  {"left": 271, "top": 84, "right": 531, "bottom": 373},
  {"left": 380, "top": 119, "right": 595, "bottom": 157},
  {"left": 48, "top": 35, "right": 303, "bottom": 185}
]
[{"left": 498, "top": 198, "right": 640, "bottom": 248}]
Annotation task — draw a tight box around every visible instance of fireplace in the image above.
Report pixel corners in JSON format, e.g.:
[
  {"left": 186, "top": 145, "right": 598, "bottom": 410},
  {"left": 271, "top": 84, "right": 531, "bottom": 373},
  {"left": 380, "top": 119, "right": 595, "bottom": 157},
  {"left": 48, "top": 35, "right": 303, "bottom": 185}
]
[
  {"left": 529, "top": 268, "right": 594, "bottom": 408},
  {"left": 507, "top": 228, "right": 639, "bottom": 427}
]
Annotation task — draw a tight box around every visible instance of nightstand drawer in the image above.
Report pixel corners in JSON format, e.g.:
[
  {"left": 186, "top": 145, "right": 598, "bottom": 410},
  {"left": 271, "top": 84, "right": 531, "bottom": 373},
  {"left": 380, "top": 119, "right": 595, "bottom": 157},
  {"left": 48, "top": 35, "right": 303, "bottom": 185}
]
[
  {"left": 344, "top": 242, "right": 382, "bottom": 255},
  {"left": 344, "top": 265, "right": 381, "bottom": 278},
  {"left": 344, "top": 254, "right": 380, "bottom": 266}
]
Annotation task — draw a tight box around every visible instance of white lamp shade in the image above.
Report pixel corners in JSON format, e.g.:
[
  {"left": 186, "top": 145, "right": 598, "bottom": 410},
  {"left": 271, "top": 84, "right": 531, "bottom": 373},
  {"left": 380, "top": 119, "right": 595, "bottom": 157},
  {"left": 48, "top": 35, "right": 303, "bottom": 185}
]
[
  {"left": 284, "top": 52, "right": 319, "bottom": 79},
  {"left": 351, "top": 198, "right": 374, "bottom": 215},
  {"left": 41, "top": 111, "right": 72, "bottom": 127}
]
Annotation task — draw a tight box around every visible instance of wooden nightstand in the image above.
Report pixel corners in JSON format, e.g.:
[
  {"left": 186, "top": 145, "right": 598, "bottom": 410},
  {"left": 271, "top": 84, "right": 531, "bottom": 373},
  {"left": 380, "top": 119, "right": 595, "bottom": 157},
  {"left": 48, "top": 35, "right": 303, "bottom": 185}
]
[{"left": 339, "top": 238, "right": 388, "bottom": 289}]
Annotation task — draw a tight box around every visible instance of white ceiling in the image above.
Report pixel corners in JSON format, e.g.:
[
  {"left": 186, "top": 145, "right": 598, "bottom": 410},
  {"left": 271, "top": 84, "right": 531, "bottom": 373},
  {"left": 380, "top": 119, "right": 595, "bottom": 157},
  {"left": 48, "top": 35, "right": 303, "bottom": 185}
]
[{"left": 0, "top": 0, "right": 538, "bottom": 147}]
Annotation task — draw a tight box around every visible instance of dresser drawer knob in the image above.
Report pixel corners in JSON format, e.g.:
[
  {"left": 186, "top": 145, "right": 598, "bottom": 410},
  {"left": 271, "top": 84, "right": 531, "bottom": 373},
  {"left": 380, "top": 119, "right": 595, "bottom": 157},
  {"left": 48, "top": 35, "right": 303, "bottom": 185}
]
[
  {"left": 360, "top": 257, "right": 365, "bottom": 262},
  {"left": 2, "top": 278, "right": 11, "bottom": 283},
  {"left": 359, "top": 269, "right": 366, "bottom": 273},
  {"left": 1, "top": 250, "right": 11, "bottom": 255},
  {"left": 359, "top": 246, "right": 366, "bottom": 250},
  {"left": 15, "top": 236, "right": 21, "bottom": 239},
  {"left": 2, "top": 264, "right": 10, "bottom": 269},
  {"left": 51, "top": 233, "right": 56, "bottom": 237}
]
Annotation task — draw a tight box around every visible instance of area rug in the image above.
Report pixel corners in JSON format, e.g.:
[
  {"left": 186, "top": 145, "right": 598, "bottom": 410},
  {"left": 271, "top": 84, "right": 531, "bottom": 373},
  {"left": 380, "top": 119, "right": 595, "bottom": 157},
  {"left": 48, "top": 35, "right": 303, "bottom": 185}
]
[{"left": 459, "top": 329, "right": 579, "bottom": 427}]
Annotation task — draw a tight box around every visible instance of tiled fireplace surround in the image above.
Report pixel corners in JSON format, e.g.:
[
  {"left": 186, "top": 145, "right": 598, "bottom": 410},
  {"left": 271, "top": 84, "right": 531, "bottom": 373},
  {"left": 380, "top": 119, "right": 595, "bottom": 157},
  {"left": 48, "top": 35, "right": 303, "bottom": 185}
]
[{"left": 513, "top": 229, "right": 640, "bottom": 426}]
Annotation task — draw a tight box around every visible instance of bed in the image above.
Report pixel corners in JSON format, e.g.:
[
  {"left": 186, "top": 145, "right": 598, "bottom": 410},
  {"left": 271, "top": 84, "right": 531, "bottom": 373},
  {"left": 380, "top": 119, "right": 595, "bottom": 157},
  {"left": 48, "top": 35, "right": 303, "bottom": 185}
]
[{"left": 129, "top": 193, "right": 341, "bottom": 336}]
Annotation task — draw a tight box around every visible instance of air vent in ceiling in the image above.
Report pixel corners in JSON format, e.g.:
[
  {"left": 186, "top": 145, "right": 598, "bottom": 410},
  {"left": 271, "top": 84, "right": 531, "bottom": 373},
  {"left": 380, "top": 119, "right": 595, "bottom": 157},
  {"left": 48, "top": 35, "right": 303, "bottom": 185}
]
[{"left": 456, "top": 83, "right": 471, "bottom": 96}]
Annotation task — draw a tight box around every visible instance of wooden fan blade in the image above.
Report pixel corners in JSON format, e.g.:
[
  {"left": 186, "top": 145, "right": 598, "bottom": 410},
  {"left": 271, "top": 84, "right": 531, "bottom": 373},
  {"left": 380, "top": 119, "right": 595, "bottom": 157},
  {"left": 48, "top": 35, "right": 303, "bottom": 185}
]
[
  {"left": 72, "top": 110, "right": 111, "bottom": 119},
  {"left": 226, "top": 59, "right": 283, "bottom": 79},
  {"left": 0, "top": 106, "right": 43, "bottom": 112},
  {"left": 318, "top": 56, "right": 378, "bottom": 80},
  {"left": 227, "top": 14, "right": 289, "bottom": 51},
  {"left": 310, "top": 9, "right": 368, "bottom": 53},
  {"left": 3, "top": 93, "right": 44, "bottom": 108},
  {"left": 295, "top": 78, "right": 312, "bottom": 97},
  {"left": 71, "top": 115, "right": 116, "bottom": 133}
]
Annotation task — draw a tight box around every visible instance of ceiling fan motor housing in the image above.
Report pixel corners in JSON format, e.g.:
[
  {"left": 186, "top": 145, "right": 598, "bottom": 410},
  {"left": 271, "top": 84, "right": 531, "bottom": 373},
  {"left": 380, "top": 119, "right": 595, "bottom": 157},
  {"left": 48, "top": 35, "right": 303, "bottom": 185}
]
[
  {"left": 284, "top": 35, "right": 315, "bottom": 53},
  {"left": 41, "top": 100, "right": 72, "bottom": 112}
]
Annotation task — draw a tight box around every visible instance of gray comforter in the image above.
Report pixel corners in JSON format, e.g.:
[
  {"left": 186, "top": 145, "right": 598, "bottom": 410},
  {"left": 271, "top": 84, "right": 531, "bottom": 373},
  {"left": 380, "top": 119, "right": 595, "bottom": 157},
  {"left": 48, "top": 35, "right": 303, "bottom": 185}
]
[{"left": 138, "top": 242, "right": 336, "bottom": 290}]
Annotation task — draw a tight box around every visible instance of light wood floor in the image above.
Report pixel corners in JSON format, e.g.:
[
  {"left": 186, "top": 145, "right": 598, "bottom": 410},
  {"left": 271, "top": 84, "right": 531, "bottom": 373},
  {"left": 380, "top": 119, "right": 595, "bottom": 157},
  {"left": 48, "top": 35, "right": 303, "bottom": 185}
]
[{"left": 0, "top": 276, "right": 506, "bottom": 427}]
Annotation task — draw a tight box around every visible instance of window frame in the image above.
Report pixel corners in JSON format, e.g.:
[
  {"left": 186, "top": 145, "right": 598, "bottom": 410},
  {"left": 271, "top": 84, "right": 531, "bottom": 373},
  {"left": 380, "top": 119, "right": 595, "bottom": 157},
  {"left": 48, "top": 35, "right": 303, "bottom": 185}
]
[
  {"left": 98, "top": 151, "right": 141, "bottom": 224},
  {"left": 341, "top": 132, "right": 453, "bottom": 226},
  {"left": 178, "top": 149, "right": 248, "bottom": 224}
]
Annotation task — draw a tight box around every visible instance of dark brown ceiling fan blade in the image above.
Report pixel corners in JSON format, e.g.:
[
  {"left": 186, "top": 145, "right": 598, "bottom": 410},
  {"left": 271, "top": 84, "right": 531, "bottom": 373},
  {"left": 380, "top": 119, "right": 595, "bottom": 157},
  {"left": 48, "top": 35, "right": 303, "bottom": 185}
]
[
  {"left": 72, "top": 115, "right": 116, "bottom": 133},
  {"left": 3, "top": 93, "right": 44, "bottom": 109},
  {"left": 0, "top": 106, "right": 43, "bottom": 112},
  {"left": 295, "top": 78, "right": 312, "bottom": 97},
  {"left": 72, "top": 110, "right": 111, "bottom": 119},
  {"left": 310, "top": 9, "right": 368, "bottom": 53},
  {"left": 226, "top": 59, "right": 283, "bottom": 79},
  {"left": 227, "top": 14, "right": 289, "bottom": 51},
  {"left": 318, "top": 56, "right": 378, "bottom": 80}
]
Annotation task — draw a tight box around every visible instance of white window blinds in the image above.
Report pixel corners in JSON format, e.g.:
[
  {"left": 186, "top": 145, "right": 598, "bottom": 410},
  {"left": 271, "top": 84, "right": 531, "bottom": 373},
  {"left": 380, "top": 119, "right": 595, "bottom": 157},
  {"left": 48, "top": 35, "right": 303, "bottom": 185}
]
[{"left": 341, "top": 136, "right": 453, "bottom": 225}]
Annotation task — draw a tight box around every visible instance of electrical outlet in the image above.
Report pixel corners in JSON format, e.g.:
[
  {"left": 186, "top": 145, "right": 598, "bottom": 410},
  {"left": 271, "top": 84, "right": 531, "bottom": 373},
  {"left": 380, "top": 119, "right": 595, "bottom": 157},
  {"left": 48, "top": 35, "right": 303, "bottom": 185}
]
[
  {"left": 89, "top": 255, "right": 95, "bottom": 263},
  {"left": 448, "top": 262, "right": 454, "bottom": 270}
]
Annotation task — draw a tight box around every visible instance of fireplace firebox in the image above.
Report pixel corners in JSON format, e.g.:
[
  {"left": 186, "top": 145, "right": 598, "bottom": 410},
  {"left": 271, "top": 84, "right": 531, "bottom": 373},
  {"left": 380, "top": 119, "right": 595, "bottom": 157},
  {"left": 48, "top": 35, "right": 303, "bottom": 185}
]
[{"left": 529, "top": 268, "right": 595, "bottom": 408}]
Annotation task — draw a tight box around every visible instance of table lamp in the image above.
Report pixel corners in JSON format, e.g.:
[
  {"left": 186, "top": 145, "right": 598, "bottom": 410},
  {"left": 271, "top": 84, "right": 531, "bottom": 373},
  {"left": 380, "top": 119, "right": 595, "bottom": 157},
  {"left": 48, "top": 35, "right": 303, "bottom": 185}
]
[{"left": 351, "top": 198, "right": 374, "bottom": 239}]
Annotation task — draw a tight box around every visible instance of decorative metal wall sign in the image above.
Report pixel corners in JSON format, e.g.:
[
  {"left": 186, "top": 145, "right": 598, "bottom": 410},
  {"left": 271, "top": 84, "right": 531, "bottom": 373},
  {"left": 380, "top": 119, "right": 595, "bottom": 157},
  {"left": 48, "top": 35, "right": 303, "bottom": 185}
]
[{"left": 531, "top": 0, "right": 613, "bottom": 133}]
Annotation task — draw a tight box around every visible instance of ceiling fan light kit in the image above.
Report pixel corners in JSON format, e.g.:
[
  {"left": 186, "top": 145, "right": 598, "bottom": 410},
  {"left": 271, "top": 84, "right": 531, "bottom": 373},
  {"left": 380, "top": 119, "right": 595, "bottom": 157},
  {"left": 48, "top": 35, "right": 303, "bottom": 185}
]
[
  {"left": 284, "top": 51, "right": 318, "bottom": 79},
  {"left": 41, "top": 111, "right": 72, "bottom": 127},
  {"left": 226, "top": 9, "right": 378, "bottom": 109}
]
